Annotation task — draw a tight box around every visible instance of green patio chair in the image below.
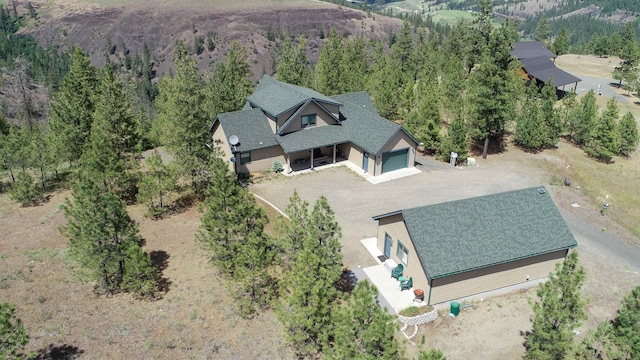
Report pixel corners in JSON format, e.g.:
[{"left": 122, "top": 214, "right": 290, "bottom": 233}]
[
  {"left": 391, "top": 264, "right": 404, "bottom": 280},
  {"left": 400, "top": 277, "right": 413, "bottom": 291}
]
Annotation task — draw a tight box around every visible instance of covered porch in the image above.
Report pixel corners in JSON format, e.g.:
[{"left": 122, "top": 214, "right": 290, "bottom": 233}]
[{"left": 286, "top": 144, "right": 347, "bottom": 173}]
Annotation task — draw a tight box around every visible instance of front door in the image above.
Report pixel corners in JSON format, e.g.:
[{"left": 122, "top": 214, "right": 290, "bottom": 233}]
[
  {"left": 383, "top": 233, "right": 392, "bottom": 258},
  {"left": 362, "top": 152, "right": 369, "bottom": 173}
]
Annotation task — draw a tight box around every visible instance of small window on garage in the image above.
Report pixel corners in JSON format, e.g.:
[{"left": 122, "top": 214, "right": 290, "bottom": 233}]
[
  {"left": 301, "top": 114, "right": 317, "bottom": 128},
  {"left": 240, "top": 152, "right": 251, "bottom": 165},
  {"left": 397, "top": 240, "right": 409, "bottom": 265}
]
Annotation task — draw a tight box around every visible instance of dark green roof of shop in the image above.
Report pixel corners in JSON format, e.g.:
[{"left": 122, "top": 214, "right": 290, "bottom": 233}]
[
  {"left": 248, "top": 75, "right": 341, "bottom": 117},
  {"left": 377, "top": 187, "right": 577, "bottom": 279},
  {"left": 216, "top": 108, "right": 278, "bottom": 152}
]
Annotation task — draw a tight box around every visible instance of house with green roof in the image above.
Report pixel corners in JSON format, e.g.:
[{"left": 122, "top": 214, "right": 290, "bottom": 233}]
[
  {"left": 210, "top": 75, "right": 418, "bottom": 176},
  {"left": 372, "top": 186, "right": 578, "bottom": 305}
]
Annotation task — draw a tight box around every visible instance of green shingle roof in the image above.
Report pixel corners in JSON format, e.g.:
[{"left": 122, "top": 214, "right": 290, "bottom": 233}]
[
  {"left": 275, "top": 125, "right": 349, "bottom": 153},
  {"left": 248, "top": 75, "right": 341, "bottom": 117},
  {"left": 216, "top": 108, "right": 278, "bottom": 152},
  {"left": 375, "top": 187, "right": 577, "bottom": 279}
]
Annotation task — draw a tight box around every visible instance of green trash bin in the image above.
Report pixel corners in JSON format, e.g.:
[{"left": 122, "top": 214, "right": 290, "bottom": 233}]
[{"left": 450, "top": 301, "right": 460, "bottom": 316}]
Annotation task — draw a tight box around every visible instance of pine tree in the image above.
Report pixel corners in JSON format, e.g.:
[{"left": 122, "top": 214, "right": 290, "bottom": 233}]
[
  {"left": 573, "top": 90, "right": 598, "bottom": 146},
  {"left": 368, "top": 43, "right": 404, "bottom": 119},
  {"left": 276, "top": 35, "right": 311, "bottom": 87},
  {"left": 526, "top": 251, "right": 587, "bottom": 360},
  {"left": 279, "top": 195, "right": 344, "bottom": 357},
  {"left": 341, "top": 36, "right": 369, "bottom": 93},
  {"left": 92, "top": 65, "right": 139, "bottom": 162},
  {"left": 9, "top": 171, "right": 42, "bottom": 206},
  {"left": 552, "top": 28, "right": 571, "bottom": 56},
  {"left": 137, "top": 150, "right": 176, "bottom": 217},
  {"left": 49, "top": 48, "right": 98, "bottom": 166},
  {"left": 618, "top": 112, "right": 639, "bottom": 157},
  {"left": 391, "top": 21, "right": 416, "bottom": 80},
  {"left": 61, "top": 176, "right": 157, "bottom": 298},
  {"left": 208, "top": 40, "right": 253, "bottom": 116},
  {"left": 515, "top": 86, "right": 547, "bottom": 151},
  {"left": 467, "top": 22, "right": 521, "bottom": 159},
  {"left": 534, "top": 15, "right": 552, "bottom": 46},
  {"left": 416, "top": 349, "right": 448, "bottom": 360},
  {"left": 196, "top": 166, "right": 278, "bottom": 317},
  {"left": 0, "top": 302, "right": 30, "bottom": 360},
  {"left": 155, "top": 42, "right": 213, "bottom": 195},
  {"left": 559, "top": 91, "right": 580, "bottom": 143},
  {"left": 404, "top": 75, "right": 441, "bottom": 153},
  {"left": 324, "top": 281, "right": 403, "bottom": 360},
  {"left": 611, "top": 285, "right": 640, "bottom": 358},
  {"left": 79, "top": 126, "right": 129, "bottom": 197},
  {"left": 315, "top": 28, "right": 344, "bottom": 96},
  {"left": 541, "top": 79, "right": 562, "bottom": 147},
  {"left": 586, "top": 98, "right": 621, "bottom": 163},
  {"left": 437, "top": 111, "right": 469, "bottom": 164},
  {"left": 278, "top": 190, "right": 310, "bottom": 264}
]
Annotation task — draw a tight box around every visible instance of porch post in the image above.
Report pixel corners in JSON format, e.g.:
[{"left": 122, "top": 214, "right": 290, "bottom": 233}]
[
  {"left": 310, "top": 149, "right": 314, "bottom": 170},
  {"left": 332, "top": 144, "right": 336, "bottom": 163},
  {"left": 287, "top": 153, "right": 292, "bottom": 173}
]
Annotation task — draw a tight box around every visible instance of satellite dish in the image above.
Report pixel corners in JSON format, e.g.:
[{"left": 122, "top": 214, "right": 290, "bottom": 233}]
[{"left": 229, "top": 135, "right": 239, "bottom": 146}]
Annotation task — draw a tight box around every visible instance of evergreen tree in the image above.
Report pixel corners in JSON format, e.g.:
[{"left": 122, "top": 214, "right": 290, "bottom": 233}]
[
  {"left": 155, "top": 42, "right": 213, "bottom": 195},
  {"left": 416, "top": 349, "right": 448, "bottom": 360},
  {"left": 515, "top": 86, "right": 547, "bottom": 151},
  {"left": 368, "top": 43, "right": 404, "bottom": 119},
  {"left": 439, "top": 56, "right": 466, "bottom": 116},
  {"left": 541, "top": 79, "right": 562, "bottom": 147},
  {"left": 9, "top": 171, "right": 42, "bottom": 206},
  {"left": 526, "top": 251, "right": 587, "bottom": 360},
  {"left": 534, "top": 15, "right": 552, "bottom": 47},
  {"left": 137, "top": 150, "right": 176, "bottom": 217},
  {"left": 196, "top": 166, "right": 267, "bottom": 275},
  {"left": 611, "top": 285, "right": 640, "bottom": 359},
  {"left": 552, "top": 28, "right": 571, "bottom": 56},
  {"left": 276, "top": 35, "right": 311, "bottom": 87},
  {"left": 618, "top": 112, "right": 639, "bottom": 157},
  {"left": 91, "top": 65, "right": 139, "bottom": 162},
  {"left": 315, "top": 28, "right": 344, "bottom": 96},
  {"left": 404, "top": 75, "right": 441, "bottom": 153},
  {"left": 341, "top": 36, "right": 370, "bottom": 93},
  {"left": 586, "top": 98, "right": 621, "bottom": 163},
  {"left": 391, "top": 21, "right": 416, "bottom": 80},
  {"left": 48, "top": 48, "right": 98, "bottom": 166},
  {"left": 437, "top": 111, "right": 469, "bottom": 164},
  {"left": 279, "top": 195, "right": 344, "bottom": 357},
  {"left": 559, "top": 91, "right": 580, "bottom": 142},
  {"left": 197, "top": 166, "right": 278, "bottom": 317},
  {"left": 573, "top": 90, "right": 598, "bottom": 146},
  {"left": 324, "top": 281, "right": 403, "bottom": 360},
  {"left": 278, "top": 190, "right": 310, "bottom": 264},
  {"left": 79, "top": 126, "right": 129, "bottom": 196},
  {"left": 61, "top": 176, "right": 157, "bottom": 298},
  {"left": 0, "top": 302, "right": 30, "bottom": 360},
  {"left": 208, "top": 40, "right": 253, "bottom": 116}
]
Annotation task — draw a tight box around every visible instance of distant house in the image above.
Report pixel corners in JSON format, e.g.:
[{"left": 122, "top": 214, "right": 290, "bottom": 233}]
[
  {"left": 511, "top": 41, "right": 581, "bottom": 92},
  {"left": 372, "top": 187, "right": 578, "bottom": 305},
  {"left": 210, "top": 75, "right": 418, "bottom": 177}
]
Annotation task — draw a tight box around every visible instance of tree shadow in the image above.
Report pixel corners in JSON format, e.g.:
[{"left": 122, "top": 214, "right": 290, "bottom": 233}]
[
  {"left": 150, "top": 250, "right": 171, "bottom": 298},
  {"left": 35, "top": 343, "right": 84, "bottom": 359},
  {"left": 336, "top": 268, "right": 357, "bottom": 293}
]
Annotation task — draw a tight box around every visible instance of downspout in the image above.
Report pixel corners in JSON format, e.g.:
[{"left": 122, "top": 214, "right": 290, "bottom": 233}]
[{"left": 427, "top": 278, "right": 433, "bottom": 305}]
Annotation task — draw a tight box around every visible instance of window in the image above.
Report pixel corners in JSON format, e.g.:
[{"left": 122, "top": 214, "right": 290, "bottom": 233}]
[
  {"left": 396, "top": 241, "right": 409, "bottom": 265},
  {"left": 301, "top": 114, "right": 317, "bottom": 128},
  {"left": 240, "top": 152, "right": 251, "bottom": 165}
]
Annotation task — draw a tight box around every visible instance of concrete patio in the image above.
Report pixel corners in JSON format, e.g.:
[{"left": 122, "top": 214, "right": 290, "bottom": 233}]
[{"left": 356, "top": 237, "right": 428, "bottom": 315}]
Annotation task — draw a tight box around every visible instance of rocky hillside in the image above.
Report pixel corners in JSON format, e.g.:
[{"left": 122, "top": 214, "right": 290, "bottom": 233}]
[{"left": 17, "top": 0, "right": 402, "bottom": 77}]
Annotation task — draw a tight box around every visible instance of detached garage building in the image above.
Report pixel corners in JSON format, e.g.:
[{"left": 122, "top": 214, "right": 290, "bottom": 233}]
[{"left": 372, "top": 187, "right": 578, "bottom": 305}]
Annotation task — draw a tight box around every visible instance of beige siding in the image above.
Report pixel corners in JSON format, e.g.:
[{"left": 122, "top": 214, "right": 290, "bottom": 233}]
[
  {"left": 338, "top": 143, "right": 362, "bottom": 167},
  {"left": 276, "top": 106, "right": 299, "bottom": 130},
  {"left": 429, "top": 249, "right": 568, "bottom": 305},
  {"left": 211, "top": 122, "right": 235, "bottom": 173},
  {"left": 376, "top": 215, "right": 430, "bottom": 293},
  {"left": 373, "top": 131, "right": 417, "bottom": 176},
  {"left": 265, "top": 113, "right": 277, "bottom": 133},
  {"left": 281, "top": 102, "right": 340, "bottom": 134},
  {"left": 236, "top": 146, "right": 285, "bottom": 173},
  {"left": 322, "top": 102, "right": 340, "bottom": 118}
]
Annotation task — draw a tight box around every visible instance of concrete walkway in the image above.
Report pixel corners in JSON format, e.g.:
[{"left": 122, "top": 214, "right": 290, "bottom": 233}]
[{"left": 282, "top": 160, "right": 422, "bottom": 184}]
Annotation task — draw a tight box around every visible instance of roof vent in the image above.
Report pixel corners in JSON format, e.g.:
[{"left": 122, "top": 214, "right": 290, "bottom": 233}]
[{"left": 537, "top": 188, "right": 546, "bottom": 194}]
